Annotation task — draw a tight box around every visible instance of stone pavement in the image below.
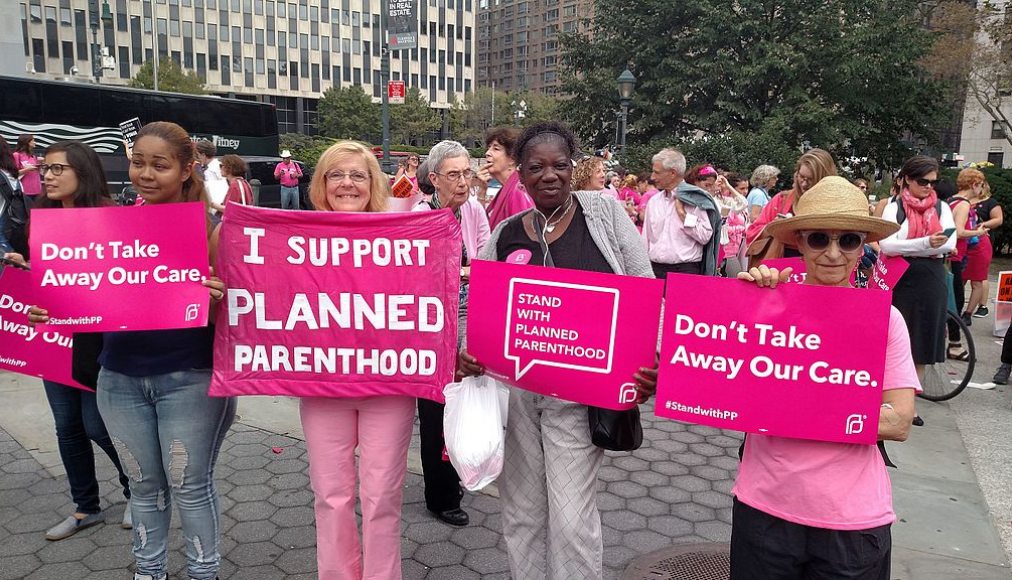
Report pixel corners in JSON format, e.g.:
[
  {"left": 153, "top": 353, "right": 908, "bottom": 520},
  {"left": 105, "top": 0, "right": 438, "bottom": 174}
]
[
  {"left": 0, "top": 392, "right": 744, "bottom": 580},
  {"left": 1, "top": 354, "right": 1011, "bottom": 579}
]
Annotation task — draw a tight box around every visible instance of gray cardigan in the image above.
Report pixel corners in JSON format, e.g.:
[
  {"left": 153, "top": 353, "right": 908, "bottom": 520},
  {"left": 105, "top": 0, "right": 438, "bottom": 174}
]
[{"left": 477, "top": 190, "right": 654, "bottom": 277}]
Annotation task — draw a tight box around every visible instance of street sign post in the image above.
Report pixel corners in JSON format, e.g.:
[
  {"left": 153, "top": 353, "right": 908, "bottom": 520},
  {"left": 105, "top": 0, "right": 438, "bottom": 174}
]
[{"left": 388, "top": 80, "right": 406, "bottom": 105}]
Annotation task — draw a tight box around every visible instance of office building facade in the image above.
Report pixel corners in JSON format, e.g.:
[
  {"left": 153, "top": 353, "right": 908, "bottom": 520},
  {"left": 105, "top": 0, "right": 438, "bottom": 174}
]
[
  {"left": 17, "top": 0, "right": 477, "bottom": 134},
  {"left": 476, "top": 0, "right": 591, "bottom": 95}
]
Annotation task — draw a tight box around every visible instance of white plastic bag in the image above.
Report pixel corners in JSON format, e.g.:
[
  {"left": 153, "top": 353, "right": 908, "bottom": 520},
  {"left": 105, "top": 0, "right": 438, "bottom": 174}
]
[{"left": 443, "top": 375, "right": 508, "bottom": 491}]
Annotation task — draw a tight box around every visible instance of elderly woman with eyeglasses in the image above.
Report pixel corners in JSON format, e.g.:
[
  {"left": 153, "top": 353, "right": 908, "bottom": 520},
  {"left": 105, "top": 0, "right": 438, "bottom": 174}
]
[
  {"left": 413, "top": 140, "right": 491, "bottom": 527},
  {"left": 880, "top": 156, "right": 956, "bottom": 384},
  {"left": 733, "top": 176, "right": 920, "bottom": 580},
  {"left": 299, "top": 141, "right": 416, "bottom": 580}
]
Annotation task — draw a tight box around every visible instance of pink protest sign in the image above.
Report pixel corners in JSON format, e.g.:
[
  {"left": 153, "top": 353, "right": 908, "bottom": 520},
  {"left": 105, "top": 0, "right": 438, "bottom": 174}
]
[
  {"left": 209, "top": 204, "right": 462, "bottom": 402},
  {"left": 0, "top": 267, "right": 87, "bottom": 390},
  {"left": 30, "top": 203, "right": 210, "bottom": 332},
  {"left": 466, "top": 259, "right": 664, "bottom": 410},
  {"left": 655, "top": 275, "right": 890, "bottom": 444},
  {"left": 762, "top": 256, "right": 909, "bottom": 290}
]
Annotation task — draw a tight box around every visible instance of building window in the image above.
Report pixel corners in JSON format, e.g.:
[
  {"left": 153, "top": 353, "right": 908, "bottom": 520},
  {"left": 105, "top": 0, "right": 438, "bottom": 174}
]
[
  {"left": 992, "top": 121, "right": 1008, "bottom": 140},
  {"left": 987, "top": 151, "right": 1005, "bottom": 167}
]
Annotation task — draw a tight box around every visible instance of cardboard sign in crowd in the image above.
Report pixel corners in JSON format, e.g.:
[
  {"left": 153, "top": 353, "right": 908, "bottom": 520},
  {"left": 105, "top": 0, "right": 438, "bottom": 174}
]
[
  {"left": 29, "top": 203, "right": 211, "bottom": 332},
  {"left": 208, "top": 204, "right": 463, "bottom": 403}
]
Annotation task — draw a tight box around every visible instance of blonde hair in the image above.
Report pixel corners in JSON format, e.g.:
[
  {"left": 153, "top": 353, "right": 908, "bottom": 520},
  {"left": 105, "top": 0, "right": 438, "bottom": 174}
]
[
  {"left": 309, "top": 141, "right": 390, "bottom": 212},
  {"left": 956, "top": 168, "right": 985, "bottom": 192},
  {"left": 622, "top": 174, "right": 638, "bottom": 189},
  {"left": 572, "top": 157, "right": 604, "bottom": 190},
  {"left": 792, "top": 148, "right": 837, "bottom": 203},
  {"left": 981, "top": 180, "right": 992, "bottom": 201}
]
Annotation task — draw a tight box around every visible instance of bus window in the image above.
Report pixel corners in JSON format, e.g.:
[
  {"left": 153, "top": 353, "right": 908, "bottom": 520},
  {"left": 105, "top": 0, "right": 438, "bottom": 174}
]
[
  {"left": 42, "top": 86, "right": 102, "bottom": 126},
  {"left": 0, "top": 82, "right": 42, "bottom": 121}
]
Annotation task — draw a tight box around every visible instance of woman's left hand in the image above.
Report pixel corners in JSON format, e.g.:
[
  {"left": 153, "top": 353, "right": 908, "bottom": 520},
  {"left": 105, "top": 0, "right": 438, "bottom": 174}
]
[
  {"left": 203, "top": 268, "right": 226, "bottom": 303},
  {"left": 737, "top": 265, "right": 792, "bottom": 289},
  {"left": 632, "top": 365, "right": 658, "bottom": 404}
]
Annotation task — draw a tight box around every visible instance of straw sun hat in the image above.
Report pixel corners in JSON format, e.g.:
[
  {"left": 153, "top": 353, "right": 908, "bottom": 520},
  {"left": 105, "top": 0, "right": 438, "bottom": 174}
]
[{"left": 764, "top": 176, "right": 899, "bottom": 245}]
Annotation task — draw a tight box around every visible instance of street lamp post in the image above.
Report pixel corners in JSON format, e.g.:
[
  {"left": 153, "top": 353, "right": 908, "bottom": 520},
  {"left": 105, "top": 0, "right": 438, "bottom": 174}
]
[
  {"left": 88, "top": 0, "right": 113, "bottom": 82},
  {"left": 512, "top": 99, "right": 527, "bottom": 126},
  {"left": 616, "top": 68, "right": 636, "bottom": 161}
]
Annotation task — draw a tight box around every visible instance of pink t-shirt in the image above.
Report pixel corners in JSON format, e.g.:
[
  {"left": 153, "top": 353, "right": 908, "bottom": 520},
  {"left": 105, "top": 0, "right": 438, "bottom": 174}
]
[
  {"left": 733, "top": 306, "right": 920, "bottom": 531},
  {"left": 13, "top": 152, "right": 41, "bottom": 196}
]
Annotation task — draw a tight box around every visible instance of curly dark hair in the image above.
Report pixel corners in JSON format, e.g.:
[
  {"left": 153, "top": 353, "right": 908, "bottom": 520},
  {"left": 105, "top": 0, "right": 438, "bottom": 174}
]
[
  {"left": 484, "top": 126, "right": 520, "bottom": 160},
  {"left": 514, "top": 121, "right": 580, "bottom": 166}
]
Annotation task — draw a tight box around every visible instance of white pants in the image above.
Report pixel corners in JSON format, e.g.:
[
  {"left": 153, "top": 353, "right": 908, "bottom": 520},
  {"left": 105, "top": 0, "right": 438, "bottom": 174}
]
[{"left": 499, "top": 389, "right": 605, "bottom": 580}]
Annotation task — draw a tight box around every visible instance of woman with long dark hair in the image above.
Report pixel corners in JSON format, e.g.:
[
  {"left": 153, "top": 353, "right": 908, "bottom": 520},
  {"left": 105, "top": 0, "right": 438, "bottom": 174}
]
[
  {"left": 4, "top": 141, "right": 133, "bottom": 541},
  {"left": 29, "top": 122, "right": 233, "bottom": 580},
  {"left": 880, "top": 156, "right": 956, "bottom": 381},
  {"left": 0, "top": 138, "right": 22, "bottom": 253}
]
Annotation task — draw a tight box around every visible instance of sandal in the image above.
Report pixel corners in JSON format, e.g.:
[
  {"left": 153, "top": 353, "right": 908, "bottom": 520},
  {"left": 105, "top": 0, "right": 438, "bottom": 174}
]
[{"left": 947, "top": 344, "right": 970, "bottom": 361}]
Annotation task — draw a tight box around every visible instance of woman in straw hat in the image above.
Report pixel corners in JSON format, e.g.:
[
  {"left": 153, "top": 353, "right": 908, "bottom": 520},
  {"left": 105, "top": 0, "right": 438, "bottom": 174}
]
[{"left": 731, "top": 176, "right": 920, "bottom": 580}]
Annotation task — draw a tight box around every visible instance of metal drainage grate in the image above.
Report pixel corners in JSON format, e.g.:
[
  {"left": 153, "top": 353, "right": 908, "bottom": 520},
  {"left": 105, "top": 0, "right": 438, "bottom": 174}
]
[{"left": 621, "top": 542, "right": 731, "bottom": 580}]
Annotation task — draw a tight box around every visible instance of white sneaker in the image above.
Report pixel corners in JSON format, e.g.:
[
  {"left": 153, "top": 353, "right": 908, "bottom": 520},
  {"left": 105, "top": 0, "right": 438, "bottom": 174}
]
[{"left": 121, "top": 500, "right": 133, "bottom": 529}]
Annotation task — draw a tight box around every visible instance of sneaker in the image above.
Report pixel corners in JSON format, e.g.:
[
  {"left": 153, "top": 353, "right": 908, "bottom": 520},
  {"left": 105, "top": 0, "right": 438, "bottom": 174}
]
[
  {"left": 961, "top": 312, "right": 972, "bottom": 327},
  {"left": 974, "top": 306, "right": 989, "bottom": 318},
  {"left": 45, "top": 512, "right": 103, "bottom": 541},
  {"left": 121, "top": 500, "right": 132, "bottom": 529},
  {"left": 994, "top": 363, "right": 1011, "bottom": 385}
]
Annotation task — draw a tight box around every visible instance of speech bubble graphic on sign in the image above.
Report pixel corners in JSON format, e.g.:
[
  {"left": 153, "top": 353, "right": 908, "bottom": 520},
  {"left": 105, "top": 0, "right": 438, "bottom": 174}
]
[
  {"left": 505, "top": 278, "right": 619, "bottom": 380},
  {"left": 467, "top": 260, "right": 663, "bottom": 410}
]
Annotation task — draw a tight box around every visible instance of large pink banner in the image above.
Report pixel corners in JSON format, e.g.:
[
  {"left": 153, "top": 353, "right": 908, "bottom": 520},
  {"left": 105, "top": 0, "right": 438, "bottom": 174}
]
[
  {"left": 209, "top": 204, "right": 462, "bottom": 402},
  {"left": 30, "top": 203, "right": 211, "bottom": 332},
  {"left": 466, "top": 260, "right": 664, "bottom": 410},
  {"left": 762, "top": 256, "right": 909, "bottom": 290},
  {"left": 0, "top": 267, "right": 87, "bottom": 390},
  {"left": 655, "top": 275, "right": 890, "bottom": 444}
]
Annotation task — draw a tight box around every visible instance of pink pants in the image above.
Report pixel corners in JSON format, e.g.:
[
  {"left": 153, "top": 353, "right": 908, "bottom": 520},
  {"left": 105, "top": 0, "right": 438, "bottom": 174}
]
[{"left": 301, "top": 396, "right": 415, "bottom": 580}]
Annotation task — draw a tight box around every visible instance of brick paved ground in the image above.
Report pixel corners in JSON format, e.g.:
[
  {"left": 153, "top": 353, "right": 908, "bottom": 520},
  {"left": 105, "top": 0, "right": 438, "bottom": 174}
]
[{"left": 0, "top": 405, "right": 742, "bottom": 579}]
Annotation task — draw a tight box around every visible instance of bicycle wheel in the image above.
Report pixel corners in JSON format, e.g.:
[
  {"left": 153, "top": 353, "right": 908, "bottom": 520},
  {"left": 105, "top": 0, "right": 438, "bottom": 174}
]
[{"left": 920, "top": 311, "right": 975, "bottom": 402}]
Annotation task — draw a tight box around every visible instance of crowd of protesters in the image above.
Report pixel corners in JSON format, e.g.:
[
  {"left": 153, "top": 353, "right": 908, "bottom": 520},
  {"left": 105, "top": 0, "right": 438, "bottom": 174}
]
[{"left": 3, "top": 116, "right": 1006, "bottom": 580}]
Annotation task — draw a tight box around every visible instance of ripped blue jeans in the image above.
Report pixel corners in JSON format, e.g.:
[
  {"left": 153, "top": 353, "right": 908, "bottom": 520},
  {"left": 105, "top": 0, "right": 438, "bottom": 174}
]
[{"left": 97, "top": 369, "right": 236, "bottom": 580}]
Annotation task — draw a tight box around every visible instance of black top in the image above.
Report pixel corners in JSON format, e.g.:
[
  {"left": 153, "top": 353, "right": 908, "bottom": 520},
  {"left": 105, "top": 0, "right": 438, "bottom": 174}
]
[
  {"left": 975, "top": 197, "right": 999, "bottom": 225},
  {"left": 496, "top": 204, "right": 613, "bottom": 274},
  {"left": 99, "top": 327, "right": 215, "bottom": 377}
]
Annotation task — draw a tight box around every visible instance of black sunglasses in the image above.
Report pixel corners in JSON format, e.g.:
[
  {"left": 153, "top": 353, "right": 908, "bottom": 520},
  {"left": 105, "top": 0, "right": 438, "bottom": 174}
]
[
  {"left": 913, "top": 177, "right": 940, "bottom": 188},
  {"left": 798, "top": 231, "right": 867, "bottom": 253}
]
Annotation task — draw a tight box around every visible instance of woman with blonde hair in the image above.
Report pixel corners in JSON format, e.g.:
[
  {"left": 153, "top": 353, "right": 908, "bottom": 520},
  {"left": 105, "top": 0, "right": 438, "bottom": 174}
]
[
  {"left": 745, "top": 149, "right": 838, "bottom": 264},
  {"left": 300, "top": 141, "right": 415, "bottom": 580},
  {"left": 572, "top": 156, "right": 606, "bottom": 191}
]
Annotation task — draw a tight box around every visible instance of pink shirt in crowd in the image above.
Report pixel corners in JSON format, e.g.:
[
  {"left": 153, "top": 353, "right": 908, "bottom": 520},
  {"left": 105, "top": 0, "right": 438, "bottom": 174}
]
[
  {"left": 733, "top": 307, "right": 920, "bottom": 531},
  {"left": 13, "top": 152, "right": 41, "bottom": 196},
  {"left": 641, "top": 190, "right": 714, "bottom": 264},
  {"left": 413, "top": 197, "right": 490, "bottom": 260},
  {"left": 486, "top": 171, "right": 533, "bottom": 231},
  {"left": 638, "top": 187, "right": 660, "bottom": 214},
  {"left": 274, "top": 161, "right": 303, "bottom": 187}
]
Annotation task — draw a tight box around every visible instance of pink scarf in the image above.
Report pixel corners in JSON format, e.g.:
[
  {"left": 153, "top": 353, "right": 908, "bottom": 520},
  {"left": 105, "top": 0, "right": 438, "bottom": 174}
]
[{"left": 900, "top": 189, "right": 941, "bottom": 239}]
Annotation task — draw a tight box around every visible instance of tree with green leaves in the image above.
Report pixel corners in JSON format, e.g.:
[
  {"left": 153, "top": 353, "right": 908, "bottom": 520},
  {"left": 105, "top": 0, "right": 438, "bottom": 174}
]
[
  {"left": 130, "top": 58, "right": 206, "bottom": 94},
  {"left": 449, "top": 87, "right": 507, "bottom": 148},
  {"left": 560, "top": 0, "right": 945, "bottom": 172},
  {"left": 390, "top": 87, "right": 442, "bottom": 147},
  {"left": 317, "top": 85, "right": 381, "bottom": 142}
]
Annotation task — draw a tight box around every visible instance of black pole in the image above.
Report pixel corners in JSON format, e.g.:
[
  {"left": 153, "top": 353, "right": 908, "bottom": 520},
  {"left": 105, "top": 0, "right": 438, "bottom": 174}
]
[
  {"left": 89, "top": 0, "right": 101, "bottom": 81},
  {"left": 381, "top": 2, "right": 392, "bottom": 174}
]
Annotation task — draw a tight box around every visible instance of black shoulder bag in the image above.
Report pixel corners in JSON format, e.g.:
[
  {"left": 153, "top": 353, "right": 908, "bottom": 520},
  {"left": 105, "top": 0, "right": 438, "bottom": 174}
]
[{"left": 531, "top": 210, "right": 643, "bottom": 452}]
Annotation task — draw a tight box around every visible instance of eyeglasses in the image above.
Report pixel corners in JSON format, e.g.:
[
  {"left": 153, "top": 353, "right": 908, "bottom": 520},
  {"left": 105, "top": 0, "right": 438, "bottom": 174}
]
[
  {"left": 39, "top": 163, "right": 73, "bottom": 176},
  {"left": 914, "top": 177, "right": 940, "bottom": 188},
  {"left": 798, "top": 231, "right": 867, "bottom": 253},
  {"left": 435, "top": 169, "right": 474, "bottom": 181},
  {"left": 325, "top": 170, "right": 370, "bottom": 183}
]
